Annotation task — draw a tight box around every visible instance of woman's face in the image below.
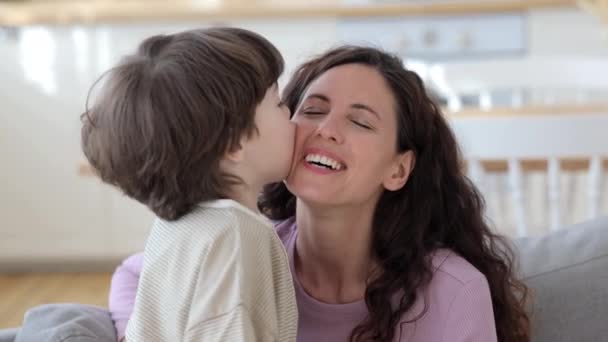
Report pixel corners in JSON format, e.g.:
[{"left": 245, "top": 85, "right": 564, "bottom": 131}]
[{"left": 286, "top": 63, "right": 412, "bottom": 208}]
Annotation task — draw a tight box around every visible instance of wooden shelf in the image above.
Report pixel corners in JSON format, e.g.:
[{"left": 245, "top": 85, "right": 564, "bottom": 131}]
[{"left": 0, "top": 0, "right": 577, "bottom": 26}]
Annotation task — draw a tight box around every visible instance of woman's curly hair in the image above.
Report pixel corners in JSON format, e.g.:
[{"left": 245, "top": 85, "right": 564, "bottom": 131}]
[{"left": 259, "top": 46, "right": 530, "bottom": 342}]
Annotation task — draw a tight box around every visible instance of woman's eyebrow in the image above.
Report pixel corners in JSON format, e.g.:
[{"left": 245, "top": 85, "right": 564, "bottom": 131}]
[
  {"left": 304, "top": 93, "right": 330, "bottom": 103},
  {"left": 303, "top": 94, "right": 380, "bottom": 120}
]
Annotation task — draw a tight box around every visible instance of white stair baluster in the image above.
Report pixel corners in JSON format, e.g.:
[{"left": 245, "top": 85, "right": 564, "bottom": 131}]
[
  {"left": 467, "top": 157, "right": 485, "bottom": 191},
  {"left": 587, "top": 156, "right": 603, "bottom": 220},
  {"left": 508, "top": 158, "right": 527, "bottom": 237},
  {"left": 547, "top": 157, "right": 561, "bottom": 231}
]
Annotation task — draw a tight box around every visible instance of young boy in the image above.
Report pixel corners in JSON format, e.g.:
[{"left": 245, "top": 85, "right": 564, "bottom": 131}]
[{"left": 81, "top": 27, "right": 297, "bottom": 341}]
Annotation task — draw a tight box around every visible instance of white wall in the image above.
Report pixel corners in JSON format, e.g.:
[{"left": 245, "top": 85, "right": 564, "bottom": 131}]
[{"left": 528, "top": 8, "right": 608, "bottom": 56}]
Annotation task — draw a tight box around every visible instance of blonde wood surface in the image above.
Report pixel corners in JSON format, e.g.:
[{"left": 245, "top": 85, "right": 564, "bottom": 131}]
[
  {"left": 0, "top": 0, "right": 576, "bottom": 26},
  {"left": 477, "top": 158, "right": 608, "bottom": 173},
  {"left": 579, "top": 0, "right": 608, "bottom": 24},
  {"left": 0, "top": 273, "right": 111, "bottom": 329}
]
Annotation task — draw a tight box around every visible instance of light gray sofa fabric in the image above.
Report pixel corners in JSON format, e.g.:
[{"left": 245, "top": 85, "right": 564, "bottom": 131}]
[
  {"left": 513, "top": 216, "right": 608, "bottom": 342},
  {"left": 0, "top": 328, "right": 19, "bottom": 342},
  {"left": 14, "top": 304, "right": 115, "bottom": 342}
]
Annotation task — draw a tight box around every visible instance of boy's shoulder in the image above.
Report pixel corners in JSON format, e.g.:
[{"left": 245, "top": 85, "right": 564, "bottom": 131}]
[
  {"left": 150, "top": 199, "right": 274, "bottom": 243},
  {"left": 154, "top": 199, "right": 265, "bottom": 227},
  {"left": 156, "top": 200, "right": 237, "bottom": 228},
  {"left": 197, "top": 199, "right": 273, "bottom": 228},
  {"left": 145, "top": 201, "right": 262, "bottom": 264}
]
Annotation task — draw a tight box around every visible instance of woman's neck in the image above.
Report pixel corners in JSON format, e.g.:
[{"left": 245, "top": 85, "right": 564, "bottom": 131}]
[{"left": 294, "top": 199, "right": 378, "bottom": 304}]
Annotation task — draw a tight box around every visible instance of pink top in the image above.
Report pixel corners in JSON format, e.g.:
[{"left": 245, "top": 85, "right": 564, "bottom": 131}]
[{"left": 109, "top": 218, "right": 497, "bottom": 341}]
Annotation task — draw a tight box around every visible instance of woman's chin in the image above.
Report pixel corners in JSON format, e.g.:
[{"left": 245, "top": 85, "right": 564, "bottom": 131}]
[
  {"left": 297, "top": 194, "right": 339, "bottom": 209},
  {"left": 285, "top": 182, "right": 337, "bottom": 207}
]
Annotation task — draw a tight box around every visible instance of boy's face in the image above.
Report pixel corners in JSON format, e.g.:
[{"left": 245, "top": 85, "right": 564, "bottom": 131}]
[{"left": 242, "top": 84, "right": 295, "bottom": 186}]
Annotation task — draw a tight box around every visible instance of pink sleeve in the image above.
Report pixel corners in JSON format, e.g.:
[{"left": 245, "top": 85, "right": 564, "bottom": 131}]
[
  {"left": 440, "top": 277, "right": 498, "bottom": 342},
  {"left": 108, "top": 252, "right": 143, "bottom": 341}
]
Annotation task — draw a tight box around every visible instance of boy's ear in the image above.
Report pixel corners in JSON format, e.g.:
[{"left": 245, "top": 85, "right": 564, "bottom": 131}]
[{"left": 225, "top": 144, "right": 245, "bottom": 163}]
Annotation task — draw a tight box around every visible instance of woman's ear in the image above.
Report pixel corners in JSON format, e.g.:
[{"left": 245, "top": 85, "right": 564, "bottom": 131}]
[{"left": 383, "top": 150, "right": 415, "bottom": 191}]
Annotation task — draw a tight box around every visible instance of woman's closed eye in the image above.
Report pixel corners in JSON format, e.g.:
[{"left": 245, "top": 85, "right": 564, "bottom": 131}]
[
  {"left": 351, "top": 119, "right": 372, "bottom": 130},
  {"left": 348, "top": 113, "right": 375, "bottom": 130},
  {"left": 301, "top": 107, "right": 325, "bottom": 115}
]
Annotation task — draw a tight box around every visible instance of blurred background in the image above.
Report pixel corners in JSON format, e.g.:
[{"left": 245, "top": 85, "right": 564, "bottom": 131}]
[{"left": 0, "top": 0, "right": 607, "bottom": 271}]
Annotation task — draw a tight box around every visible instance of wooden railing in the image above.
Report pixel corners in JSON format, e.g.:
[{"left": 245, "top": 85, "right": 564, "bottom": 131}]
[
  {"left": 476, "top": 158, "right": 608, "bottom": 172},
  {"left": 77, "top": 104, "right": 608, "bottom": 176},
  {"left": 79, "top": 158, "right": 608, "bottom": 176}
]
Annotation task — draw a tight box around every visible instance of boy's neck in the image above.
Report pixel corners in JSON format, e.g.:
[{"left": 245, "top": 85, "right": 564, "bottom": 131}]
[
  {"left": 219, "top": 158, "right": 263, "bottom": 213},
  {"left": 228, "top": 183, "right": 261, "bottom": 214}
]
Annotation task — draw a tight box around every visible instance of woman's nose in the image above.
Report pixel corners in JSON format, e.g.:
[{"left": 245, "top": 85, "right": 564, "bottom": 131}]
[{"left": 316, "top": 114, "right": 344, "bottom": 144}]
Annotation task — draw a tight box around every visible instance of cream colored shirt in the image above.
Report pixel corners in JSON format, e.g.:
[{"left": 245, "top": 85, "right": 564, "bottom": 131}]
[{"left": 125, "top": 199, "right": 297, "bottom": 342}]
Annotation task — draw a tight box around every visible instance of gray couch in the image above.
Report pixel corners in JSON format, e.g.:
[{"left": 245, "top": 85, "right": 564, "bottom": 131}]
[
  {"left": 514, "top": 216, "right": 608, "bottom": 341},
  {"left": 1, "top": 217, "right": 607, "bottom": 342}
]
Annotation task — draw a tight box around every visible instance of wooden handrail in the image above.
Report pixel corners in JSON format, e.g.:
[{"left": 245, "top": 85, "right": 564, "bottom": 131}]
[
  {"left": 0, "top": 0, "right": 577, "bottom": 26},
  {"left": 477, "top": 158, "right": 608, "bottom": 172}
]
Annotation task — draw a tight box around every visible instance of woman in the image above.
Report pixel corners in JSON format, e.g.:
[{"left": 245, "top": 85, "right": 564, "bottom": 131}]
[{"left": 110, "top": 45, "right": 530, "bottom": 342}]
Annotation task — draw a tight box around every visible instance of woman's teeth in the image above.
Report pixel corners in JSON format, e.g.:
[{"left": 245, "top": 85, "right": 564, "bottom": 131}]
[{"left": 305, "top": 154, "right": 343, "bottom": 170}]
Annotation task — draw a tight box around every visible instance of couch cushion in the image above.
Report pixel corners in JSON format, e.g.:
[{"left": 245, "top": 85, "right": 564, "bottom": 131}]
[
  {"left": 0, "top": 328, "right": 18, "bottom": 342},
  {"left": 14, "top": 303, "right": 116, "bottom": 342},
  {"left": 513, "top": 216, "right": 608, "bottom": 342}
]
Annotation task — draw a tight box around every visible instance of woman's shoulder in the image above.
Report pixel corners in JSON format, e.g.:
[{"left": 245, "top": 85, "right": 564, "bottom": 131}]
[
  {"left": 430, "top": 249, "right": 488, "bottom": 286},
  {"left": 397, "top": 249, "right": 491, "bottom": 323},
  {"left": 395, "top": 249, "right": 496, "bottom": 341}
]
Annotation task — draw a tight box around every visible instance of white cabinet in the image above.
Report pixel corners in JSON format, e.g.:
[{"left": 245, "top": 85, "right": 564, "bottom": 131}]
[{"left": 337, "top": 13, "right": 526, "bottom": 59}]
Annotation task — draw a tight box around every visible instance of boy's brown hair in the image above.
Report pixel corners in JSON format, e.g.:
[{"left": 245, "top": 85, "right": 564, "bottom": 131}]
[{"left": 81, "top": 27, "right": 284, "bottom": 221}]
